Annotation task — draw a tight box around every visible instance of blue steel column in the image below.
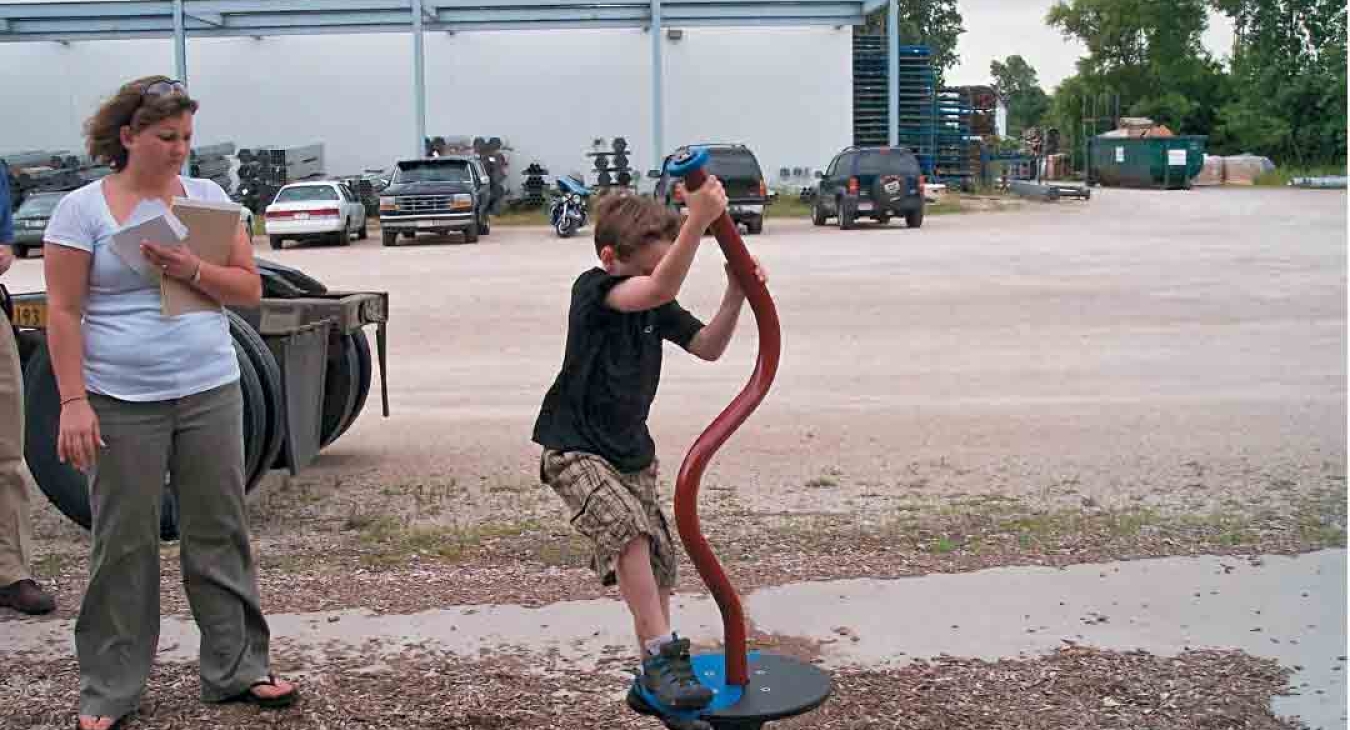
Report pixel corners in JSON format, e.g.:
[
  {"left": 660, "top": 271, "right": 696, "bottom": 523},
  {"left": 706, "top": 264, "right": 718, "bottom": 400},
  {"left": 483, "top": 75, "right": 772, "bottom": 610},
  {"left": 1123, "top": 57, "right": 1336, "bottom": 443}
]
[
  {"left": 174, "top": 0, "right": 188, "bottom": 174},
  {"left": 887, "top": 0, "right": 898, "bottom": 147},
  {"left": 413, "top": 0, "right": 427, "bottom": 158},
  {"left": 651, "top": 0, "right": 664, "bottom": 174}
]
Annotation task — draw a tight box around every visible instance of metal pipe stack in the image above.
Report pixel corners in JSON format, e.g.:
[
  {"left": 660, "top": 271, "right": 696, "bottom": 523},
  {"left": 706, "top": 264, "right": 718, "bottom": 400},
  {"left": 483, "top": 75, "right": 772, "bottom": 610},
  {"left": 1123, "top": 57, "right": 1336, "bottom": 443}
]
[
  {"left": 235, "top": 143, "right": 326, "bottom": 212},
  {"left": 2, "top": 150, "right": 111, "bottom": 210}
]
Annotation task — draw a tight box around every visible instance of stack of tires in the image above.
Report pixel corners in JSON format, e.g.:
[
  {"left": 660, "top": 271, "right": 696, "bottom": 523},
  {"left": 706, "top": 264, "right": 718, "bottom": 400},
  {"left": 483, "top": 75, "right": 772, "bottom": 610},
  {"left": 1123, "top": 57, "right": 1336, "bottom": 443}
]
[{"left": 20, "top": 260, "right": 375, "bottom": 541}]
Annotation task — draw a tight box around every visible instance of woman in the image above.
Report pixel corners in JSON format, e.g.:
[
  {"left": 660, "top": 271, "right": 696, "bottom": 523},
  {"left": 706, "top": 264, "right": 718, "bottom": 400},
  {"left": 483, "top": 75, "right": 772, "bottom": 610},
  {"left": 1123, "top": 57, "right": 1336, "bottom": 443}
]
[{"left": 42, "top": 76, "right": 297, "bottom": 730}]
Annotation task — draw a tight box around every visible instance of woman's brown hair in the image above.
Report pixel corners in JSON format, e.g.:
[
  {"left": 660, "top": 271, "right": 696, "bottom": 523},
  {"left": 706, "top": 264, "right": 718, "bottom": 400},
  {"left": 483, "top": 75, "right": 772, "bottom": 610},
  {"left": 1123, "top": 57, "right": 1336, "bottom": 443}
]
[{"left": 84, "top": 75, "right": 199, "bottom": 170}]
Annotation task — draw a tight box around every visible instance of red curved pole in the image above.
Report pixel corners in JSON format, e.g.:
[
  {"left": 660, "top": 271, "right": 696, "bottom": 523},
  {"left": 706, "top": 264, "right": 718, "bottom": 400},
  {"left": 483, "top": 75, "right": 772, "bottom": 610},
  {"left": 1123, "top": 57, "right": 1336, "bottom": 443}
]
[{"left": 673, "top": 167, "right": 781, "bottom": 688}]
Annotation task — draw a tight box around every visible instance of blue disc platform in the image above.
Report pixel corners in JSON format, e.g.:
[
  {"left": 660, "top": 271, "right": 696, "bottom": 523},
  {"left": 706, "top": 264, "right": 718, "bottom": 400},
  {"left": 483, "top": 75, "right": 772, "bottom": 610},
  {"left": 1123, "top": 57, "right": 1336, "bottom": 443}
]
[{"left": 628, "top": 652, "right": 832, "bottom": 730}]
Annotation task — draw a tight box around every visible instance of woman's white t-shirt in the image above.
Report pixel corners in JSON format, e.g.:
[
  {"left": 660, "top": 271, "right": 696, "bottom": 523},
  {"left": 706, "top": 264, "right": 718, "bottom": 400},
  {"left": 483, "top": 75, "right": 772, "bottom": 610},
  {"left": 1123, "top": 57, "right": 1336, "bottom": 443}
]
[{"left": 43, "top": 176, "right": 240, "bottom": 402}]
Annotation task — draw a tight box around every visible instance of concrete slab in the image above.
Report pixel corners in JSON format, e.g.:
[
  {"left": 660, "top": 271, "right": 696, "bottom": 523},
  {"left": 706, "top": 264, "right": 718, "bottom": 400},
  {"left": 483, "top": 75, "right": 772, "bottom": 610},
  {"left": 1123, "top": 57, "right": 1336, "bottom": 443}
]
[{"left": 3, "top": 550, "right": 1343, "bottom": 728}]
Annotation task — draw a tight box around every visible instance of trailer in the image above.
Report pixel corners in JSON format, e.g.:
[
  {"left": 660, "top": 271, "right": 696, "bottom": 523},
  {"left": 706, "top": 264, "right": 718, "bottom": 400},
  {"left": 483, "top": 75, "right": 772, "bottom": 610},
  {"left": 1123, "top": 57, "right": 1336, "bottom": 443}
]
[{"left": 7, "top": 259, "right": 389, "bottom": 541}]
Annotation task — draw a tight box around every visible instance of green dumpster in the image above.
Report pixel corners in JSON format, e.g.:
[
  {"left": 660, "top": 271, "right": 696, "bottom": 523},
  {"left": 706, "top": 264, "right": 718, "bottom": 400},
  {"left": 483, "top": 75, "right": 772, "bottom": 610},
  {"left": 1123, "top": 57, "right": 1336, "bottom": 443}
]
[{"left": 1087, "top": 135, "right": 1207, "bottom": 189}]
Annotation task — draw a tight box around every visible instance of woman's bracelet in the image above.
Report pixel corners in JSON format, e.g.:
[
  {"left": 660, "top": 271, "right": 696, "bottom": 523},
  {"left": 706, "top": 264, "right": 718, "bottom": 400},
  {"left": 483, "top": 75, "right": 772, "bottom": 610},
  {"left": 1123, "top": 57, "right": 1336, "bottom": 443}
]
[{"left": 60, "top": 395, "right": 87, "bottom": 407}]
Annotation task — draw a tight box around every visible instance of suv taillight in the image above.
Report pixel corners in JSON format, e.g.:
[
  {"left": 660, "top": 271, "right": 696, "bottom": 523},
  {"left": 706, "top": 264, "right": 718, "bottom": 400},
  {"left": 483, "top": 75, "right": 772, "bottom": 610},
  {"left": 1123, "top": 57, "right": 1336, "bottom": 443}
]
[
  {"left": 848, "top": 177, "right": 859, "bottom": 195},
  {"left": 919, "top": 175, "right": 927, "bottom": 195},
  {"left": 759, "top": 179, "right": 767, "bottom": 197}
]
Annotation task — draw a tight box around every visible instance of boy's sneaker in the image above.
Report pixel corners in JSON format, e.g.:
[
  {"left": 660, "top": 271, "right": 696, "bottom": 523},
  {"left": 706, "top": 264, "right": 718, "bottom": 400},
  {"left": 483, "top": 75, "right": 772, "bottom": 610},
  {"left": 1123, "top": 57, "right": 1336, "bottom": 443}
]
[{"left": 641, "top": 635, "right": 713, "bottom": 710}]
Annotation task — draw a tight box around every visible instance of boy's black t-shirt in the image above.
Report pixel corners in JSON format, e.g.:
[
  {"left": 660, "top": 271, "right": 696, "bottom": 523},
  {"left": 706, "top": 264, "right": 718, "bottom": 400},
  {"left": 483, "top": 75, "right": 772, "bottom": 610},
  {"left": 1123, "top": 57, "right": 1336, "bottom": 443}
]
[{"left": 533, "top": 267, "right": 705, "bottom": 473}]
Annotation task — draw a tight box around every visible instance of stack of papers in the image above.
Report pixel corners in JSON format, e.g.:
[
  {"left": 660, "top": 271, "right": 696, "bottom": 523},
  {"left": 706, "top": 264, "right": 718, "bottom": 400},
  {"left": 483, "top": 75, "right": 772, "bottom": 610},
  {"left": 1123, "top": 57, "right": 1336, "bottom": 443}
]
[{"left": 109, "top": 197, "right": 243, "bottom": 317}]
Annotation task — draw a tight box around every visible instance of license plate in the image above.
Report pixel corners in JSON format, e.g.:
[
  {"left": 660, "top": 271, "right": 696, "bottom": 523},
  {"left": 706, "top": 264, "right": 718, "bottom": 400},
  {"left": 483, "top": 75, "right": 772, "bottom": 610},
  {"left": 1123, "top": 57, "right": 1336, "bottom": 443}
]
[
  {"left": 884, "top": 181, "right": 901, "bottom": 194},
  {"left": 856, "top": 202, "right": 874, "bottom": 212},
  {"left": 11, "top": 302, "right": 47, "bottom": 328},
  {"left": 416, "top": 219, "right": 447, "bottom": 228},
  {"left": 294, "top": 212, "right": 310, "bottom": 220}
]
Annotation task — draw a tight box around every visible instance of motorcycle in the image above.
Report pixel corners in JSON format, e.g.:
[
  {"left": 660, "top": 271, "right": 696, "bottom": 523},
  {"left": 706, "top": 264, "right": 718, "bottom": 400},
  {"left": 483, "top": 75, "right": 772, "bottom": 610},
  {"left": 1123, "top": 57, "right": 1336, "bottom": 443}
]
[{"left": 549, "top": 174, "right": 591, "bottom": 238}]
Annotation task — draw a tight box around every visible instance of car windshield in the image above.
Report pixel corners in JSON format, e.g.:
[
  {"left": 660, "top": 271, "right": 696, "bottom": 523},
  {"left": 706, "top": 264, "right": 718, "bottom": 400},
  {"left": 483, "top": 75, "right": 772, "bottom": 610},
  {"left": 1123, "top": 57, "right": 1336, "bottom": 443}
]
[
  {"left": 856, "top": 150, "right": 918, "bottom": 175},
  {"left": 704, "top": 149, "right": 762, "bottom": 178},
  {"left": 16, "top": 194, "right": 64, "bottom": 217},
  {"left": 274, "top": 186, "right": 339, "bottom": 203},
  {"left": 395, "top": 161, "right": 472, "bottom": 184}
]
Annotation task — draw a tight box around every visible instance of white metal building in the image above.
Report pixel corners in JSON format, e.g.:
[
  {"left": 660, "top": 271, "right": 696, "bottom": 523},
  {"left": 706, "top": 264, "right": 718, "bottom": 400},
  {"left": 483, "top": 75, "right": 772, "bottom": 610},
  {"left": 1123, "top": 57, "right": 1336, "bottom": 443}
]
[{"left": 1, "top": 5, "right": 859, "bottom": 193}]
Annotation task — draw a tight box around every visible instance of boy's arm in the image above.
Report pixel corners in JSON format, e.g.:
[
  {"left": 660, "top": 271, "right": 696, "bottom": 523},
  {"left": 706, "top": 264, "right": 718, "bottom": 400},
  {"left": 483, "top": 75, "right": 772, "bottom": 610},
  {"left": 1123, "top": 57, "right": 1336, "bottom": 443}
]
[
  {"left": 686, "top": 258, "right": 766, "bottom": 361},
  {"left": 605, "top": 177, "right": 727, "bottom": 313}
]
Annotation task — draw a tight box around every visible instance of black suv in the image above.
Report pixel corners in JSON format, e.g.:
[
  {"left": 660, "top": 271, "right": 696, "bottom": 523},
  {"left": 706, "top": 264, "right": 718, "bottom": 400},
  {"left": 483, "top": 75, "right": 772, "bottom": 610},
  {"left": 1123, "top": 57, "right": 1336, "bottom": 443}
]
[
  {"left": 652, "top": 143, "right": 770, "bottom": 234},
  {"left": 813, "top": 146, "right": 925, "bottom": 229},
  {"left": 377, "top": 156, "right": 492, "bottom": 246}
]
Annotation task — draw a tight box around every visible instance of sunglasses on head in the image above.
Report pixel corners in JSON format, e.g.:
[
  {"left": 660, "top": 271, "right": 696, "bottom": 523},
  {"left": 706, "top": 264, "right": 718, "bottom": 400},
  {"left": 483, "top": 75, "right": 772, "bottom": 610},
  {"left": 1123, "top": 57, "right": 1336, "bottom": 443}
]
[{"left": 142, "top": 79, "right": 187, "bottom": 98}]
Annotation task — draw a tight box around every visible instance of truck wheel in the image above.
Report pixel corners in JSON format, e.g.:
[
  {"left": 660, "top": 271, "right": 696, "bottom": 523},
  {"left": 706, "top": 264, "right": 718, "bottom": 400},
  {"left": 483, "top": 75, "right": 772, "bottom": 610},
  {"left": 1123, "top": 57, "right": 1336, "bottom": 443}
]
[
  {"left": 269, "top": 236, "right": 285, "bottom": 250},
  {"left": 320, "top": 335, "right": 361, "bottom": 448},
  {"left": 463, "top": 219, "right": 480, "bottom": 243},
  {"left": 811, "top": 203, "right": 828, "bottom": 226},
  {"left": 838, "top": 200, "right": 855, "bottom": 230},
  {"left": 745, "top": 216, "right": 764, "bottom": 235},
  {"left": 20, "top": 340, "right": 270, "bottom": 541},
  {"left": 906, "top": 209, "right": 924, "bottom": 229},
  {"left": 382, "top": 230, "right": 399, "bottom": 247},
  {"left": 227, "top": 311, "right": 284, "bottom": 492},
  {"left": 330, "top": 329, "right": 373, "bottom": 444}
]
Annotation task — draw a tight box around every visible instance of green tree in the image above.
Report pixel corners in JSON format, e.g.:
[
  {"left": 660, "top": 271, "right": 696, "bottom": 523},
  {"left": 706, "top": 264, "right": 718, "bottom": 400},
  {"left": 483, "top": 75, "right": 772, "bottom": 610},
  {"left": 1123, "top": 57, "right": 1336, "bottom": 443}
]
[
  {"left": 1210, "top": 0, "right": 1347, "bottom": 164},
  {"left": 1046, "top": 0, "right": 1226, "bottom": 135},
  {"left": 990, "top": 55, "right": 1051, "bottom": 135},
  {"left": 863, "top": 0, "right": 965, "bottom": 82}
]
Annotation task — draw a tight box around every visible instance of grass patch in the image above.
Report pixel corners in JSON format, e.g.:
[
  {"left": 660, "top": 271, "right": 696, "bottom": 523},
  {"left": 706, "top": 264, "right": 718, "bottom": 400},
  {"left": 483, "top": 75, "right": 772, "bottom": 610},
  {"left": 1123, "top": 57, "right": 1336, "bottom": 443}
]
[
  {"left": 926, "top": 200, "right": 964, "bottom": 215},
  {"left": 492, "top": 206, "right": 552, "bottom": 226},
  {"left": 931, "top": 535, "right": 959, "bottom": 554},
  {"left": 348, "top": 513, "right": 545, "bottom": 568},
  {"left": 763, "top": 487, "right": 1347, "bottom": 559},
  {"left": 1294, "top": 487, "right": 1348, "bottom": 544},
  {"left": 764, "top": 195, "right": 813, "bottom": 219},
  {"left": 32, "top": 553, "right": 74, "bottom": 577},
  {"left": 537, "top": 534, "right": 593, "bottom": 568},
  {"left": 1253, "top": 164, "right": 1347, "bottom": 187}
]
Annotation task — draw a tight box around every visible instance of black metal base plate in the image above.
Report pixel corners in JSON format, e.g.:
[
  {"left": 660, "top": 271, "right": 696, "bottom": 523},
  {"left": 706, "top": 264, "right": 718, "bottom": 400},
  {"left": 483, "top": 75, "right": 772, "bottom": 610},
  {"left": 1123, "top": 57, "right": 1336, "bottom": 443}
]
[{"left": 628, "top": 652, "right": 832, "bottom": 730}]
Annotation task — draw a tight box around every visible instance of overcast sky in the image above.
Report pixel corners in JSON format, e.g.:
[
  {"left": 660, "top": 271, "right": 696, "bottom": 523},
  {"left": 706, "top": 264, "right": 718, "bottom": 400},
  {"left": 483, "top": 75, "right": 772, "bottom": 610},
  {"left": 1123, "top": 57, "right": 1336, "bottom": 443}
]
[{"left": 947, "top": 0, "right": 1238, "bottom": 91}]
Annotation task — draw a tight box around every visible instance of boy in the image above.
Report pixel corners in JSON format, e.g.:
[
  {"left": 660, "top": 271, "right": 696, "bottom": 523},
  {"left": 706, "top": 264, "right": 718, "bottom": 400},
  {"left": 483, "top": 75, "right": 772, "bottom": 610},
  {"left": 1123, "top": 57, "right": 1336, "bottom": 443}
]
[{"left": 533, "top": 177, "right": 763, "bottom": 710}]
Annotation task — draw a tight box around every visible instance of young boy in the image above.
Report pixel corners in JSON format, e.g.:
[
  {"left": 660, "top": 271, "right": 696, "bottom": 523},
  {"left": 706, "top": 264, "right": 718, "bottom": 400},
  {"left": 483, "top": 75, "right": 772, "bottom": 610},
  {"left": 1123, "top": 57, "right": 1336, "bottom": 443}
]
[{"left": 533, "top": 177, "right": 763, "bottom": 710}]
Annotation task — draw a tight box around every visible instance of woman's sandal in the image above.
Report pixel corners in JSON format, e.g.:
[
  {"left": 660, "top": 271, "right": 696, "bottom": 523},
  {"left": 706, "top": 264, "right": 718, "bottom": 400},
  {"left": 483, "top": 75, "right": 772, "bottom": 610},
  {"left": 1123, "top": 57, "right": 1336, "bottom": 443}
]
[{"left": 219, "top": 674, "right": 299, "bottom": 709}]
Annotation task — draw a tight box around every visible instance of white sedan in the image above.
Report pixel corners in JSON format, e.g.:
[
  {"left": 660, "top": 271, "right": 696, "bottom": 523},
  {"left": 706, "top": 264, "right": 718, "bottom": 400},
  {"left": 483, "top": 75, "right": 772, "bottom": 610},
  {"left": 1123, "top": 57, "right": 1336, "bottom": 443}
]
[{"left": 264, "top": 181, "right": 368, "bottom": 250}]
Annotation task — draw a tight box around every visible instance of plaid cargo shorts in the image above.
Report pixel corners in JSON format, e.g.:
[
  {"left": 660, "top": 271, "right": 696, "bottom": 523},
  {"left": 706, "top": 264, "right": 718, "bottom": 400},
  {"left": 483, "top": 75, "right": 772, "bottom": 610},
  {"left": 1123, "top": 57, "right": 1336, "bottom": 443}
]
[{"left": 540, "top": 449, "right": 678, "bottom": 589}]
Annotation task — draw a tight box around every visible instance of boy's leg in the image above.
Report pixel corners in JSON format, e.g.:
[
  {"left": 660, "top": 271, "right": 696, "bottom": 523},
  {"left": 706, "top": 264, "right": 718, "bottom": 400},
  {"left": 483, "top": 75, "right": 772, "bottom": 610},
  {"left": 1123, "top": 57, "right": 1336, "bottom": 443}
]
[
  {"left": 541, "top": 450, "right": 710, "bottom": 709},
  {"left": 617, "top": 535, "right": 670, "bottom": 652}
]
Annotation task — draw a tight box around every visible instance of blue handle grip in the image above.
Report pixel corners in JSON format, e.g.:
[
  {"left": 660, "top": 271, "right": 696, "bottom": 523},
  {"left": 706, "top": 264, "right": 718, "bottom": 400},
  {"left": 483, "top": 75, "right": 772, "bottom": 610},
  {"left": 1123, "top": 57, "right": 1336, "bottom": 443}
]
[{"left": 665, "top": 147, "right": 710, "bottom": 178}]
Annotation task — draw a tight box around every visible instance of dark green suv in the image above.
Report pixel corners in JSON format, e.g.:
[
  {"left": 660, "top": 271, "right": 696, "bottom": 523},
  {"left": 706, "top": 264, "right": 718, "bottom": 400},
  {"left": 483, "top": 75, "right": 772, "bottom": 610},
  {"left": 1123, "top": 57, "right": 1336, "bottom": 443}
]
[
  {"left": 652, "top": 143, "right": 769, "bottom": 234},
  {"left": 813, "top": 146, "right": 925, "bottom": 229}
]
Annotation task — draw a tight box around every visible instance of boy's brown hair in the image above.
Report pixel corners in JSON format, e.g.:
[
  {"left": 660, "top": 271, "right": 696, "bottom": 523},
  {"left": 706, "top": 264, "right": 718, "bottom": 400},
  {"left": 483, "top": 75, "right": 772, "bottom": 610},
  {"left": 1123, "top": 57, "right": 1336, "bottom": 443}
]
[{"left": 593, "top": 191, "right": 682, "bottom": 260}]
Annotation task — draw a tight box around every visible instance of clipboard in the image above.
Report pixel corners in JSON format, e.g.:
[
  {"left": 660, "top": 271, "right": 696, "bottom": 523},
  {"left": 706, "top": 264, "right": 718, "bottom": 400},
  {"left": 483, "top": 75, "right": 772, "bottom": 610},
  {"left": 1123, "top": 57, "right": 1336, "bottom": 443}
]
[{"left": 161, "top": 197, "right": 242, "bottom": 317}]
